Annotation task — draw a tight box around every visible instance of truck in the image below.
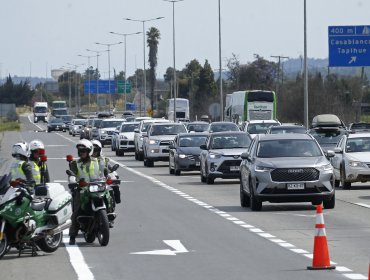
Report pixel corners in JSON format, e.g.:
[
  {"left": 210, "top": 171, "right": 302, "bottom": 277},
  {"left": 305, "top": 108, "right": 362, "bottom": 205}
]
[
  {"left": 166, "top": 98, "right": 189, "bottom": 122},
  {"left": 52, "top": 100, "right": 67, "bottom": 110},
  {"left": 33, "top": 102, "right": 49, "bottom": 123}
]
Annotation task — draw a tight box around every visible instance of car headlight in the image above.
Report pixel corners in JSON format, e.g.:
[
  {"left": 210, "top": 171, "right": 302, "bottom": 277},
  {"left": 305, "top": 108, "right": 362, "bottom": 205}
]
[
  {"left": 255, "top": 165, "right": 274, "bottom": 172},
  {"left": 179, "top": 154, "right": 187, "bottom": 159},
  {"left": 149, "top": 139, "right": 159, "bottom": 145},
  {"left": 209, "top": 153, "right": 222, "bottom": 159},
  {"left": 349, "top": 161, "right": 365, "bottom": 167},
  {"left": 100, "top": 130, "right": 106, "bottom": 134}
]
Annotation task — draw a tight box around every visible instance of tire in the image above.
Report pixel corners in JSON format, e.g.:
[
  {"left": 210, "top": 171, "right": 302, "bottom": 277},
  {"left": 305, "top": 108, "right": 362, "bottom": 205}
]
[
  {"left": 340, "top": 167, "right": 352, "bottom": 189},
  {"left": 334, "top": 179, "right": 340, "bottom": 188},
  {"left": 0, "top": 234, "right": 8, "bottom": 259},
  {"left": 200, "top": 164, "right": 206, "bottom": 183},
  {"left": 249, "top": 179, "right": 262, "bottom": 211},
  {"left": 169, "top": 164, "right": 174, "bottom": 174},
  {"left": 35, "top": 232, "right": 62, "bottom": 253},
  {"left": 72, "top": 133, "right": 75, "bottom": 137},
  {"left": 323, "top": 193, "right": 335, "bottom": 209},
  {"left": 135, "top": 151, "right": 139, "bottom": 160},
  {"left": 84, "top": 232, "right": 96, "bottom": 243},
  {"left": 101, "top": 143, "right": 105, "bottom": 148},
  {"left": 174, "top": 163, "right": 181, "bottom": 176},
  {"left": 138, "top": 153, "right": 144, "bottom": 161},
  {"left": 146, "top": 159, "right": 154, "bottom": 167},
  {"left": 240, "top": 176, "right": 250, "bottom": 207},
  {"left": 96, "top": 210, "right": 110, "bottom": 246},
  {"left": 116, "top": 150, "right": 120, "bottom": 156},
  {"left": 206, "top": 173, "right": 214, "bottom": 184}
]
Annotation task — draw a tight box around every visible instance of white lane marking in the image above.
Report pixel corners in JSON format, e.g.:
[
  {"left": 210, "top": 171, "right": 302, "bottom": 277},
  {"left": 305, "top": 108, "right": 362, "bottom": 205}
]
[
  {"left": 336, "top": 266, "right": 352, "bottom": 272},
  {"left": 355, "top": 203, "right": 370, "bottom": 209},
  {"left": 28, "top": 115, "right": 44, "bottom": 130},
  {"left": 342, "top": 274, "right": 367, "bottom": 280},
  {"left": 62, "top": 230, "right": 94, "bottom": 280},
  {"left": 130, "top": 240, "right": 189, "bottom": 256},
  {"left": 54, "top": 180, "right": 68, "bottom": 183},
  {"left": 290, "top": 248, "right": 309, "bottom": 254}
]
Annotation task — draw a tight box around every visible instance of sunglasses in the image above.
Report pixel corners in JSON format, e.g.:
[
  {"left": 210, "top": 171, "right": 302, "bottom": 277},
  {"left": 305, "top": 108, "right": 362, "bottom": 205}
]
[{"left": 79, "top": 149, "right": 89, "bottom": 153}]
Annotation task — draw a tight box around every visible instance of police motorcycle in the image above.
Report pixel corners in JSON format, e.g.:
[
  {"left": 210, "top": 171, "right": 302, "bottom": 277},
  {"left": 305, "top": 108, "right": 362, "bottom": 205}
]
[
  {"left": 66, "top": 155, "right": 120, "bottom": 246},
  {"left": 0, "top": 154, "right": 72, "bottom": 258}
]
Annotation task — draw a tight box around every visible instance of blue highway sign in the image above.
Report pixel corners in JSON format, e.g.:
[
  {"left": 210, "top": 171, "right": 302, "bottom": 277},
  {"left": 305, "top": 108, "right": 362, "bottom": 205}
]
[
  {"left": 329, "top": 25, "right": 370, "bottom": 67},
  {"left": 84, "top": 80, "right": 116, "bottom": 94}
]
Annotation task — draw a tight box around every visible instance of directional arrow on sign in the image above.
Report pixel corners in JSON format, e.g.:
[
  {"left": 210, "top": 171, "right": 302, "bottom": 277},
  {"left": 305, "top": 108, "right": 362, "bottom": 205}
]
[
  {"left": 130, "top": 240, "right": 189, "bottom": 256},
  {"left": 349, "top": 56, "right": 357, "bottom": 64}
]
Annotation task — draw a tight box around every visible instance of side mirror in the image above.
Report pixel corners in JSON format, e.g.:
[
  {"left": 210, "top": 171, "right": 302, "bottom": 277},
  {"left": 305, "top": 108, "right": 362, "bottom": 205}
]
[
  {"left": 241, "top": 152, "right": 250, "bottom": 160},
  {"left": 110, "top": 164, "right": 119, "bottom": 172},
  {"left": 66, "top": 170, "right": 76, "bottom": 177},
  {"left": 134, "top": 128, "right": 139, "bottom": 133},
  {"left": 334, "top": 147, "right": 342, "bottom": 154},
  {"left": 326, "top": 150, "right": 335, "bottom": 158},
  {"left": 200, "top": 144, "right": 207, "bottom": 150}
]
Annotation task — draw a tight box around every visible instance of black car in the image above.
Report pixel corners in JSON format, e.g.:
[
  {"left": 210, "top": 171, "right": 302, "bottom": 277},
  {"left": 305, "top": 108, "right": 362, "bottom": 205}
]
[
  {"left": 47, "top": 118, "right": 66, "bottom": 132},
  {"left": 60, "top": 115, "right": 73, "bottom": 130},
  {"left": 169, "top": 133, "right": 208, "bottom": 175},
  {"left": 186, "top": 121, "right": 210, "bottom": 133}
]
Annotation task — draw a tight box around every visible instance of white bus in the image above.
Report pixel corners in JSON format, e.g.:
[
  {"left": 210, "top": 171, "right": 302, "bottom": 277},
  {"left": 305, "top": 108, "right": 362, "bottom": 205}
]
[{"left": 166, "top": 98, "right": 189, "bottom": 121}]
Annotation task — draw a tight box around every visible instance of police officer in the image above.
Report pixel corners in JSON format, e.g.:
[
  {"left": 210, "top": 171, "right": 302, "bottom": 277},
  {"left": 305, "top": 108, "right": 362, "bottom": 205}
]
[
  {"left": 68, "top": 139, "right": 101, "bottom": 245},
  {"left": 9, "top": 142, "right": 34, "bottom": 188},
  {"left": 29, "top": 139, "right": 50, "bottom": 184},
  {"left": 91, "top": 140, "right": 109, "bottom": 177}
]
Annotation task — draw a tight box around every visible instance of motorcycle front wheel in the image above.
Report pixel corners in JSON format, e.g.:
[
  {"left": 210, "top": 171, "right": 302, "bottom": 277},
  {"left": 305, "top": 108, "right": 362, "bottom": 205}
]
[
  {"left": 0, "top": 234, "right": 8, "bottom": 259},
  {"left": 36, "top": 232, "right": 63, "bottom": 253},
  {"left": 96, "top": 210, "right": 110, "bottom": 246},
  {"left": 84, "top": 232, "right": 96, "bottom": 243}
]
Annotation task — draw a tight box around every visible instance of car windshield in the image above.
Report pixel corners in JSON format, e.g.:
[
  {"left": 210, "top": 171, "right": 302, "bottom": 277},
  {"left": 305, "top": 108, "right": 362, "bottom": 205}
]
[
  {"left": 257, "top": 139, "right": 322, "bottom": 158},
  {"left": 248, "top": 123, "right": 279, "bottom": 134},
  {"left": 345, "top": 137, "right": 370, "bottom": 153},
  {"left": 270, "top": 127, "right": 306, "bottom": 134},
  {"left": 150, "top": 124, "right": 187, "bottom": 136},
  {"left": 101, "top": 121, "right": 123, "bottom": 128},
  {"left": 74, "top": 120, "right": 86, "bottom": 125},
  {"left": 179, "top": 136, "right": 207, "bottom": 147},
  {"left": 34, "top": 107, "right": 47, "bottom": 113},
  {"left": 121, "top": 123, "right": 139, "bottom": 132},
  {"left": 187, "top": 123, "right": 209, "bottom": 132},
  {"left": 210, "top": 123, "right": 239, "bottom": 132},
  {"left": 210, "top": 134, "right": 251, "bottom": 149},
  {"left": 309, "top": 129, "right": 346, "bottom": 144}
]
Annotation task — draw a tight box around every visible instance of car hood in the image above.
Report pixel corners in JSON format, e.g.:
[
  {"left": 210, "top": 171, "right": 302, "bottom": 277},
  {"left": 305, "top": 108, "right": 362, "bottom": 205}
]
[
  {"left": 256, "top": 156, "right": 329, "bottom": 168},
  {"left": 178, "top": 147, "right": 202, "bottom": 155},
  {"left": 210, "top": 148, "right": 247, "bottom": 156},
  {"left": 100, "top": 128, "right": 116, "bottom": 132},
  {"left": 149, "top": 135, "right": 177, "bottom": 141},
  {"left": 119, "top": 132, "right": 135, "bottom": 139},
  {"left": 345, "top": 152, "right": 370, "bottom": 162}
]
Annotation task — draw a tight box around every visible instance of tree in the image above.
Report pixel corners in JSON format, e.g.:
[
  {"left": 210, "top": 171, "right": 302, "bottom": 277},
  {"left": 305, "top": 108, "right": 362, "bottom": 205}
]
[
  {"left": 147, "top": 27, "right": 161, "bottom": 112},
  {"left": 0, "top": 75, "right": 35, "bottom": 106}
]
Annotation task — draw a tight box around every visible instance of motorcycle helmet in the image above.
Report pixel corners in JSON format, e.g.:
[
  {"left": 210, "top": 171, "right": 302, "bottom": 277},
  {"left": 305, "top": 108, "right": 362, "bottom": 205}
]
[
  {"left": 91, "top": 140, "right": 102, "bottom": 156},
  {"left": 12, "top": 142, "right": 29, "bottom": 158},
  {"left": 76, "top": 139, "right": 93, "bottom": 157},
  {"left": 29, "top": 139, "right": 45, "bottom": 151}
]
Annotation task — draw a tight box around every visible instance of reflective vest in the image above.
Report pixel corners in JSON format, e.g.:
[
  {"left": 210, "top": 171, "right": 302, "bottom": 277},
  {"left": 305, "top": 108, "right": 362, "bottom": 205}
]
[
  {"left": 76, "top": 158, "right": 100, "bottom": 183},
  {"left": 95, "top": 156, "right": 108, "bottom": 177},
  {"left": 30, "top": 161, "right": 41, "bottom": 184},
  {"left": 10, "top": 160, "right": 27, "bottom": 181}
]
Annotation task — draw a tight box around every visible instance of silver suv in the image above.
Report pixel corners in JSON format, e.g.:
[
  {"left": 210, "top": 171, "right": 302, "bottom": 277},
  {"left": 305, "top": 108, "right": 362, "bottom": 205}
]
[
  {"left": 199, "top": 132, "right": 252, "bottom": 184},
  {"left": 143, "top": 122, "right": 187, "bottom": 167},
  {"left": 239, "top": 134, "right": 335, "bottom": 211}
]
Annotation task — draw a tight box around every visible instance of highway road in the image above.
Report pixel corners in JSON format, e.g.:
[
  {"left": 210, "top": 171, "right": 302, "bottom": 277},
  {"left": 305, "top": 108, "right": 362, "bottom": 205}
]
[{"left": 0, "top": 115, "right": 368, "bottom": 280}]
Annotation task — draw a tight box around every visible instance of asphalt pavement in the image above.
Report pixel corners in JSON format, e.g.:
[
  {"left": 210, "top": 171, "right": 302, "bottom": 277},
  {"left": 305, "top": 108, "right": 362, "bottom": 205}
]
[{"left": 0, "top": 115, "right": 368, "bottom": 280}]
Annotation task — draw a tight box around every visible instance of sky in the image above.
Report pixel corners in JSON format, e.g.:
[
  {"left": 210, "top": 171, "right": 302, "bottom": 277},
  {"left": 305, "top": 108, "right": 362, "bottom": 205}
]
[{"left": 0, "top": 0, "right": 369, "bottom": 80}]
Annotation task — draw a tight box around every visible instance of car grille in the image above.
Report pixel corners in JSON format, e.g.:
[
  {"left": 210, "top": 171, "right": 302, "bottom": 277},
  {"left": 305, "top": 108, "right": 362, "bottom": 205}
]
[
  {"left": 107, "top": 131, "right": 114, "bottom": 135},
  {"left": 271, "top": 168, "right": 319, "bottom": 182},
  {"left": 218, "top": 160, "right": 242, "bottom": 173},
  {"left": 160, "top": 140, "right": 171, "bottom": 146},
  {"left": 120, "top": 140, "right": 134, "bottom": 145},
  {"left": 187, "top": 155, "right": 199, "bottom": 161},
  {"left": 261, "top": 186, "right": 329, "bottom": 195}
]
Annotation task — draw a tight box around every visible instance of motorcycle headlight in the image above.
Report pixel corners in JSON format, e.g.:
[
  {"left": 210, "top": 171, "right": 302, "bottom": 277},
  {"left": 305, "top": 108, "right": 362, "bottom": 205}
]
[
  {"left": 179, "top": 154, "right": 187, "bottom": 159},
  {"left": 255, "top": 165, "right": 274, "bottom": 172},
  {"left": 209, "top": 153, "right": 222, "bottom": 159},
  {"left": 149, "top": 139, "right": 159, "bottom": 145},
  {"left": 89, "top": 184, "right": 106, "bottom": 192},
  {"left": 349, "top": 161, "right": 365, "bottom": 168}
]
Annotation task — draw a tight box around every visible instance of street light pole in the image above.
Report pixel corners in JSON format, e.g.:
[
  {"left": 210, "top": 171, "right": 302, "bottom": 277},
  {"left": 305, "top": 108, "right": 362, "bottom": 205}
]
[
  {"left": 95, "top": 42, "right": 123, "bottom": 112},
  {"left": 67, "top": 63, "right": 84, "bottom": 115},
  {"left": 110, "top": 31, "right": 141, "bottom": 113},
  {"left": 218, "top": 0, "right": 223, "bottom": 121},
  {"left": 164, "top": 0, "right": 183, "bottom": 122},
  {"left": 124, "top": 17, "right": 164, "bottom": 116},
  {"left": 304, "top": 0, "right": 309, "bottom": 128}
]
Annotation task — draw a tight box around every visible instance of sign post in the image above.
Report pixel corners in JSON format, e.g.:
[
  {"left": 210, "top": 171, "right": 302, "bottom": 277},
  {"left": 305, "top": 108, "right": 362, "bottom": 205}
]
[{"left": 328, "top": 25, "right": 370, "bottom": 67}]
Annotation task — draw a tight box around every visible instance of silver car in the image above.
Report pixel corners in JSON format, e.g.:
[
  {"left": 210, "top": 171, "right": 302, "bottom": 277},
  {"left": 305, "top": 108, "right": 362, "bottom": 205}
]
[
  {"left": 331, "top": 133, "right": 370, "bottom": 189},
  {"left": 239, "top": 134, "right": 335, "bottom": 211},
  {"left": 199, "top": 132, "right": 252, "bottom": 184},
  {"left": 143, "top": 122, "right": 187, "bottom": 167}
]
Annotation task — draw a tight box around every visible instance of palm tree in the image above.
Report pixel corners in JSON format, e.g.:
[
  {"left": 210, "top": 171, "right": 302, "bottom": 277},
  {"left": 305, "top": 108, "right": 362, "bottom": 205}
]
[{"left": 147, "top": 27, "right": 161, "bottom": 114}]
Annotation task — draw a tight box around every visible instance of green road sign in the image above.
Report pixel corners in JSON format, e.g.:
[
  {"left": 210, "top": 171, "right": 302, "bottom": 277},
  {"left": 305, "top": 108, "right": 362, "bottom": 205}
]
[{"left": 117, "top": 80, "right": 132, "bottom": 94}]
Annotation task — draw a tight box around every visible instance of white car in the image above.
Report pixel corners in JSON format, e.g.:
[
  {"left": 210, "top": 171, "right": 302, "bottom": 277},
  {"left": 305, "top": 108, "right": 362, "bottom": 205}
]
[
  {"left": 331, "top": 133, "right": 370, "bottom": 189},
  {"left": 69, "top": 119, "right": 87, "bottom": 136},
  {"left": 243, "top": 120, "right": 281, "bottom": 138},
  {"left": 98, "top": 119, "right": 126, "bottom": 147},
  {"left": 115, "top": 122, "right": 140, "bottom": 156}
]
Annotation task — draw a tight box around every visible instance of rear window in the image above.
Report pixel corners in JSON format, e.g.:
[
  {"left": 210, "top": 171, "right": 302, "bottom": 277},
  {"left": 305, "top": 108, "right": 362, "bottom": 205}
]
[
  {"left": 309, "top": 128, "right": 346, "bottom": 144},
  {"left": 179, "top": 135, "right": 207, "bottom": 147},
  {"left": 257, "top": 139, "right": 322, "bottom": 158},
  {"left": 247, "top": 123, "right": 279, "bottom": 134},
  {"left": 210, "top": 123, "right": 239, "bottom": 132},
  {"left": 270, "top": 126, "right": 306, "bottom": 134},
  {"left": 210, "top": 134, "right": 251, "bottom": 149}
]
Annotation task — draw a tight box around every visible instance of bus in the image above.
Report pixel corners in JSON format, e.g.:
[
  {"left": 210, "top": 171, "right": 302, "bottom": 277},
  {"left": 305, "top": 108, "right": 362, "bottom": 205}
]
[
  {"left": 52, "top": 100, "right": 67, "bottom": 110},
  {"left": 166, "top": 98, "right": 190, "bottom": 121},
  {"left": 224, "top": 90, "right": 276, "bottom": 124}
]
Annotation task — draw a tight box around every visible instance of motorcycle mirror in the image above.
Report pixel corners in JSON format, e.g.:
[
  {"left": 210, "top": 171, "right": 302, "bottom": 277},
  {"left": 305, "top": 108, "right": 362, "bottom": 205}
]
[
  {"left": 111, "top": 164, "right": 119, "bottom": 172},
  {"left": 66, "top": 155, "right": 73, "bottom": 162},
  {"left": 66, "top": 170, "right": 75, "bottom": 177},
  {"left": 40, "top": 155, "right": 47, "bottom": 162}
]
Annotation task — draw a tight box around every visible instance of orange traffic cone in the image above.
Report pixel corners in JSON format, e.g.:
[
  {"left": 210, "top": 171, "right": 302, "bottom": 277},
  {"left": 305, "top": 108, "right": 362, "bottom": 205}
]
[{"left": 307, "top": 204, "right": 336, "bottom": 270}]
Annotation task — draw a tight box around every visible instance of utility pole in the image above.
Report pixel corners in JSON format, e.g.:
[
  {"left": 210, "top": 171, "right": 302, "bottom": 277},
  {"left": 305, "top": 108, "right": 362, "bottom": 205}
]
[{"left": 270, "top": 55, "right": 289, "bottom": 93}]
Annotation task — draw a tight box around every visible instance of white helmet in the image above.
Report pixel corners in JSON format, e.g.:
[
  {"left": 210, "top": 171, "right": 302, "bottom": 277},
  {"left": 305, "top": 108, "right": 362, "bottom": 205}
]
[
  {"left": 29, "top": 139, "right": 45, "bottom": 151},
  {"left": 91, "top": 140, "right": 103, "bottom": 156},
  {"left": 12, "top": 142, "right": 29, "bottom": 158},
  {"left": 76, "top": 139, "right": 93, "bottom": 156}
]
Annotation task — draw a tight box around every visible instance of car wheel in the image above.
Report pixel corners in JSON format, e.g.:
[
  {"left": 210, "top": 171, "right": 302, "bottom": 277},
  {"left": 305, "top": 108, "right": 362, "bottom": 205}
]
[
  {"left": 340, "top": 166, "right": 352, "bottom": 189},
  {"left": 135, "top": 151, "right": 139, "bottom": 160},
  {"left": 147, "top": 159, "right": 154, "bottom": 167},
  {"left": 323, "top": 193, "right": 335, "bottom": 209},
  {"left": 249, "top": 179, "right": 262, "bottom": 211},
  {"left": 200, "top": 163, "right": 206, "bottom": 183},
  {"left": 240, "top": 175, "right": 250, "bottom": 207},
  {"left": 169, "top": 164, "right": 174, "bottom": 175},
  {"left": 174, "top": 162, "right": 181, "bottom": 176},
  {"left": 334, "top": 179, "right": 340, "bottom": 188},
  {"left": 138, "top": 152, "right": 144, "bottom": 161},
  {"left": 102, "top": 143, "right": 105, "bottom": 148},
  {"left": 115, "top": 150, "right": 120, "bottom": 156}
]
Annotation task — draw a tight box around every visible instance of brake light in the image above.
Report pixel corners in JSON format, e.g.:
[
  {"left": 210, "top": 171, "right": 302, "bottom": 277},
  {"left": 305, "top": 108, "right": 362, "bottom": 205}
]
[
  {"left": 66, "top": 155, "right": 73, "bottom": 162},
  {"left": 40, "top": 155, "right": 47, "bottom": 162},
  {"left": 38, "top": 149, "right": 45, "bottom": 155},
  {"left": 106, "top": 179, "right": 113, "bottom": 185}
]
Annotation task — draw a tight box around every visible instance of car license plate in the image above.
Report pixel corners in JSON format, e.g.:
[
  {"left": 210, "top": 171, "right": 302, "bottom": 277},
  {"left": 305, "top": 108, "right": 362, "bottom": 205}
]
[
  {"left": 286, "top": 183, "right": 305, "bottom": 190},
  {"left": 230, "top": 166, "right": 240, "bottom": 171}
]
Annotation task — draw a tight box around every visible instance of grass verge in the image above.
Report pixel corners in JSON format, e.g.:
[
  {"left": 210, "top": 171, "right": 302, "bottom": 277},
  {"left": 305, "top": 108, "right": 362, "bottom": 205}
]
[{"left": 0, "top": 121, "right": 20, "bottom": 132}]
